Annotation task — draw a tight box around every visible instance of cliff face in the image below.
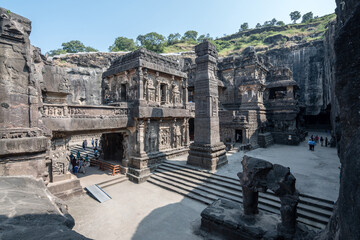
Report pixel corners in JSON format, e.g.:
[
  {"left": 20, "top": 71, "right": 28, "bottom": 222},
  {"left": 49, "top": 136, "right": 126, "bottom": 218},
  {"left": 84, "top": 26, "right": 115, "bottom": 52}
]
[
  {"left": 318, "top": 0, "right": 360, "bottom": 239},
  {"left": 49, "top": 52, "right": 127, "bottom": 105},
  {"left": 263, "top": 41, "right": 327, "bottom": 116},
  {"left": 333, "top": 0, "right": 360, "bottom": 238}
]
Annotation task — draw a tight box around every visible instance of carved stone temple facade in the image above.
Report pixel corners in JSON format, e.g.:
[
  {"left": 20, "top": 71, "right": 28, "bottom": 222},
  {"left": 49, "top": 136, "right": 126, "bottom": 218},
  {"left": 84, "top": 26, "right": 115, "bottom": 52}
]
[
  {"left": 102, "top": 49, "right": 191, "bottom": 183},
  {"left": 0, "top": 8, "right": 302, "bottom": 190}
]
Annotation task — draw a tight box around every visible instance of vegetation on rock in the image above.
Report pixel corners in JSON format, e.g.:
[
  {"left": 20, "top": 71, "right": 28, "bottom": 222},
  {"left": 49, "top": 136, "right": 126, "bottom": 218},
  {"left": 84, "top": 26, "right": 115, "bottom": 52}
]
[{"left": 48, "top": 40, "right": 98, "bottom": 56}]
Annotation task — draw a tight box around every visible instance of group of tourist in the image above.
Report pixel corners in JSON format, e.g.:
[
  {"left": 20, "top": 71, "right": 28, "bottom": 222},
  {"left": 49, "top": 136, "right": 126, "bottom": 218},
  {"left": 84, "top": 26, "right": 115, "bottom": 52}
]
[
  {"left": 308, "top": 134, "right": 330, "bottom": 151},
  {"left": 69, "top": 151, "right": 90, "bottom": 174}
]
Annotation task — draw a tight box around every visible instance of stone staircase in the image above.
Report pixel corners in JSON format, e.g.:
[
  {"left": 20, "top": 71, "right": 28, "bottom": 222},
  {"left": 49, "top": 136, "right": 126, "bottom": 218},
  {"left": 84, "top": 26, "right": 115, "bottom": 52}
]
[
  {"left": 258, "top": 132, "right": 274, "bottom": 148},
  {"left": 70, "top": 144, "right": 98, "bottom": 159},
  {"left": 147, "top": 161, "right": 334, "bottom": 230}
]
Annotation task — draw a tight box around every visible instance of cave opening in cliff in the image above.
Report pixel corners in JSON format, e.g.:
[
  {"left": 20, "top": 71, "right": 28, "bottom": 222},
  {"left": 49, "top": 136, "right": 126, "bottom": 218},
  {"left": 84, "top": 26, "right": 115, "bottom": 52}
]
[
  {"left": 101, "top": 132, "right": 124, "bottom": 163},
  {"left": 303, "top": 104, "right": 332, "bottom": 130}
]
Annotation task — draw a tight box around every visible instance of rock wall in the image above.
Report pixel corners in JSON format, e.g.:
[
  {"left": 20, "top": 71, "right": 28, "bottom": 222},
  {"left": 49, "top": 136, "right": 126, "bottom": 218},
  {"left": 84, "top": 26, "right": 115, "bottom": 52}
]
[
  {"left": 318, "top": 0, "right": 360, "bottom": 239},
  {"left": 263, "top": 41, "right": 327, "bottom": 115},
  {"left": 50, "top": 52, "right": 127, "bottom": 105},
  {"left": 0, "top": 176, "right": 88, "bottom": 239}
]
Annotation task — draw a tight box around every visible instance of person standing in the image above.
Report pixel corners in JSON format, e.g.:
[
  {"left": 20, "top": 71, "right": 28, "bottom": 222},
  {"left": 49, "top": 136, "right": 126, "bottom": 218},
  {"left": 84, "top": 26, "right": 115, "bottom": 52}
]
[
  {"left": 71, "top": 154, "right": 77, "bottom": 173},
  {"left": 325, "top": 137, "right": 328, "bottom": 147},
  {"left": 91, "top": 138, "right": 94, "bottom": 147},
  {"left": 308, "top": 139, "right": 312, "bottom": 150},
  {"left": 95, "top": 139, "right": 98, "bottom": 148},
  {"left": 320, "top": 136, "right": 324, "bottom": 146},
  {"left": 82, "top": 140, "right": 86, "bottom": 150},
  {"left": 77, "top": 150, "right": 80, "bottom": 159}
]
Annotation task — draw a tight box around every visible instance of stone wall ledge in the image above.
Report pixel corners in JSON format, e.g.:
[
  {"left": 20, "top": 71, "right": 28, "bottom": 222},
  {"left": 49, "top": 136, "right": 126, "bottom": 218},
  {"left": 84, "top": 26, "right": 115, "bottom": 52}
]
[{"left": 0, "top": 136, "right": 48, "bottom": 156}]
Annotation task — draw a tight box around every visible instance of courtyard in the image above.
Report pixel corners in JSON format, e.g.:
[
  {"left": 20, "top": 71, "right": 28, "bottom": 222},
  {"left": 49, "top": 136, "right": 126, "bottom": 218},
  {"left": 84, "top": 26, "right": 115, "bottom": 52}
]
[{"left": 66, "top": 131, "right": 339, "bottom": 240}]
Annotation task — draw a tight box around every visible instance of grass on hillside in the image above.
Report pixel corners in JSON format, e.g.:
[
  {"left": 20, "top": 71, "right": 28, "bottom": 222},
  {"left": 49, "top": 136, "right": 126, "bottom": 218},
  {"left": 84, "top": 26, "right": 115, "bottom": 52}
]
[{"left": 164, "top": 13, "right": 336, "bottom": 56}]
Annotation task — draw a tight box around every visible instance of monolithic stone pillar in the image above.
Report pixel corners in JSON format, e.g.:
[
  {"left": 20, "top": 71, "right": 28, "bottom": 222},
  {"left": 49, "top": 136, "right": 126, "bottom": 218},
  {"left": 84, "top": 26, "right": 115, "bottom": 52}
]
[{"left": 187, "top": 40, "right": 227, "bottom": 171}]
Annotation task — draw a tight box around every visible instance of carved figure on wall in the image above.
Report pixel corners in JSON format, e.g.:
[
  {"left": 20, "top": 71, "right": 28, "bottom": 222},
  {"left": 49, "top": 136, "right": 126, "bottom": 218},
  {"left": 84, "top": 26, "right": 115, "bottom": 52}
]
[
  {"left": 172, "top": 81, "right": 180, "bottom": 104},
  {"left": 159, "top": 127, "right": 170, "bottom": 149}
]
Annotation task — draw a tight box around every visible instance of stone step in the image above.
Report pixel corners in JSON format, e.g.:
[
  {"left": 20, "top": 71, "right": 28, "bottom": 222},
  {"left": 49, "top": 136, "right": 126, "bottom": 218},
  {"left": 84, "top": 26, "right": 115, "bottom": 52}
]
[
  {"left": 96, "top": 175, "right": 128, "bottom": 189},
  {"left": 54, "top": 187, "right": 84, "bottom": 200},
  {"left": 48, "top": 178, "right": 81, "bottom": 193},
  {"left": 158, "top": 164, "right": 241, "bottom": 191},
  {"left": 150, "top": 162, "right": 333, "bottom": 229},
  {"left": 153, "top": 169, "right": 330, "bottom": 226},
  {"left": 164, "top": 161, "right": 334, "bottom": 215},
  {"left": 155, "top": 167, "right": 332, "bottom": 220},
  {"left": 149, "top": 173, "right": 327, "bottom": 229},
  {"left": 163, "top": 161, "right": 334, "bottom": 212},
  {"left": 162, "top": 161, "right": 241, "bottom": 185},
  {"left": 147, "top": 177, "right": 213, "bottom": 205}
]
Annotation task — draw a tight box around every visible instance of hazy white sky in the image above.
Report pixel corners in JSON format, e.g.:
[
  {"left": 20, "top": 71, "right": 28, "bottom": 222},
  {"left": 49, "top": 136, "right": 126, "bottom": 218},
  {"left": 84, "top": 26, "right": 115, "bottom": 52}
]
[{"left": 1, "top": 0, "right": 336, "bottom": 53}]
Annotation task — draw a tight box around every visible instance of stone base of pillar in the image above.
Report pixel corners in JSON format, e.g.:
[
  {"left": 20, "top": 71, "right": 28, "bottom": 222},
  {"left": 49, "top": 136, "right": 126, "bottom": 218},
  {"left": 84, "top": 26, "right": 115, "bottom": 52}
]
[
  {"left": 187, "top": 142, "right": 228, "bottom": 171},
  {"left": 127, "top": 166, "right": 151, "bottom": 184}
]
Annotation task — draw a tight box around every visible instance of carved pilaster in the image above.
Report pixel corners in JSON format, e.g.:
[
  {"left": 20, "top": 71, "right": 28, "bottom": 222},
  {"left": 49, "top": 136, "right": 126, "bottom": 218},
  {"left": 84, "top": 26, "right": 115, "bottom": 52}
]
[
  {"left": 137, "top": 67, "right": 144, "bottom": 100},
  {"left": 137, "top": 119, "right": 146, "bottom": 156},
  {"left": 182, "top": 78, "right": 188, "bottom": 106}
]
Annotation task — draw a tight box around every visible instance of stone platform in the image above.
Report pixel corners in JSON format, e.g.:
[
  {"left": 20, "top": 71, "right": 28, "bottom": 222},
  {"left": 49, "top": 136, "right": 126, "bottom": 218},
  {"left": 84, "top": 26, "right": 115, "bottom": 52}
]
[
  {"left": 201, "top": 198, "right": 280, "bottom": 239},
  {"left": 200, "top": 198, "right": 316, "bottom": 240}
]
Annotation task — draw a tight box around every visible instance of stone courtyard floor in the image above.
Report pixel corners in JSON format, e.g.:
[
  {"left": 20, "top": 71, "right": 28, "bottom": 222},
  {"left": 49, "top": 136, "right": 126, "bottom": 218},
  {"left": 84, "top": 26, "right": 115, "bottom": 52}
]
[{"left": 66, "top": 131, "right": 339, "bottom": 239}]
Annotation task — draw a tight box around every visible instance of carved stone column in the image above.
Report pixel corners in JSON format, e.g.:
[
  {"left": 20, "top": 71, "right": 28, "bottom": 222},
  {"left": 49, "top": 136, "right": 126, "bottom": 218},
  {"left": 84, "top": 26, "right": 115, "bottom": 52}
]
[
  {"left": 184, "top": 118, "right": 189, "bottom": 147},
  {"left": 182, "top": 78, "right": 188, "bottom": 106},
  {"left": 137, "top": 119, "right": 146, "bottom": 156},
  {"left": 187, "top": 40, "right": 228, "bottom": 171}
]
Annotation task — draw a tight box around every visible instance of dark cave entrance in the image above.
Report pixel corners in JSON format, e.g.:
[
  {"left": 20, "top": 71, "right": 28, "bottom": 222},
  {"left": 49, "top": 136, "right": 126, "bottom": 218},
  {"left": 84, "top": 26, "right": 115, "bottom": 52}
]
[
  {"left": 101, "top": 133, "right": 124, "bottom": 163},
  {"left": 235, "top": 129, "right": 243, "bottom": 143},
  {"left": 303, "top": 104, "right": 332, "bottom": 130},
  {"left": 189, "top": 118, "right": 195, "bottom": 141}
]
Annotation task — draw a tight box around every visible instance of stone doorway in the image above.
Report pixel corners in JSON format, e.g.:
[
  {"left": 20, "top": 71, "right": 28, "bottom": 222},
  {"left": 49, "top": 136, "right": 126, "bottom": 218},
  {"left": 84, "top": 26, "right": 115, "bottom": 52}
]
[
  {"left": 235, "top": 129, "right": 243, "bottom": 143},
  {"left": 189, "top": 118, "right": 195, "bottom": 141},
  {"left": 101, "top": 133, "right": 124, "bottom": 164}
]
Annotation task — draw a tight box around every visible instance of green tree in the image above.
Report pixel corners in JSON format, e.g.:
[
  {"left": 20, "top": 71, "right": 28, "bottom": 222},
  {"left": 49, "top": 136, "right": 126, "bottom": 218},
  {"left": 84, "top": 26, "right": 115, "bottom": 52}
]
[
  {"left": 47, "top": 48, "right": 67, "bottom": 56},
  {"left": 109, "top": 37, "right": 137, "bottom": 52},
  {"left": 47, "top": 40, "right": 98, "bottom": 56},
  {"left": 263, "top": 21, "right": 271, "bottom": 27},
  {"left": 167, "top": 33, "right": 181, "bottom": 45},
  {"left": 85, "top": 46, "right": 98, "bottom": 52},
  {"left": 255, "top": 23, "right": 262, "bottom": 28},
  {"left": 136, "top": 32, "right": 166, "bottom": 53},
  {"left": 197, "top": 33, "right": 212, "bottom": 42},
  {"left": 290, "top": 11, "right": 301, "bottom": 23},
  {"left": 276, "top": 21, "right": 285, "bottom": 26},
  {"left": 61, "top": 40, "right": 86, "bottom": 53},
  {"left": 182, "top": 30, "right": 198, "bottom": 42},
  {"left": 239, "top": 22, "right": 249, "bottom": 32},
  {"left": 302, "top": 12, "right": 314, "bottom": 23},
  {"left": 270, "top": 18, "right": 277, "bottom": 26}
]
